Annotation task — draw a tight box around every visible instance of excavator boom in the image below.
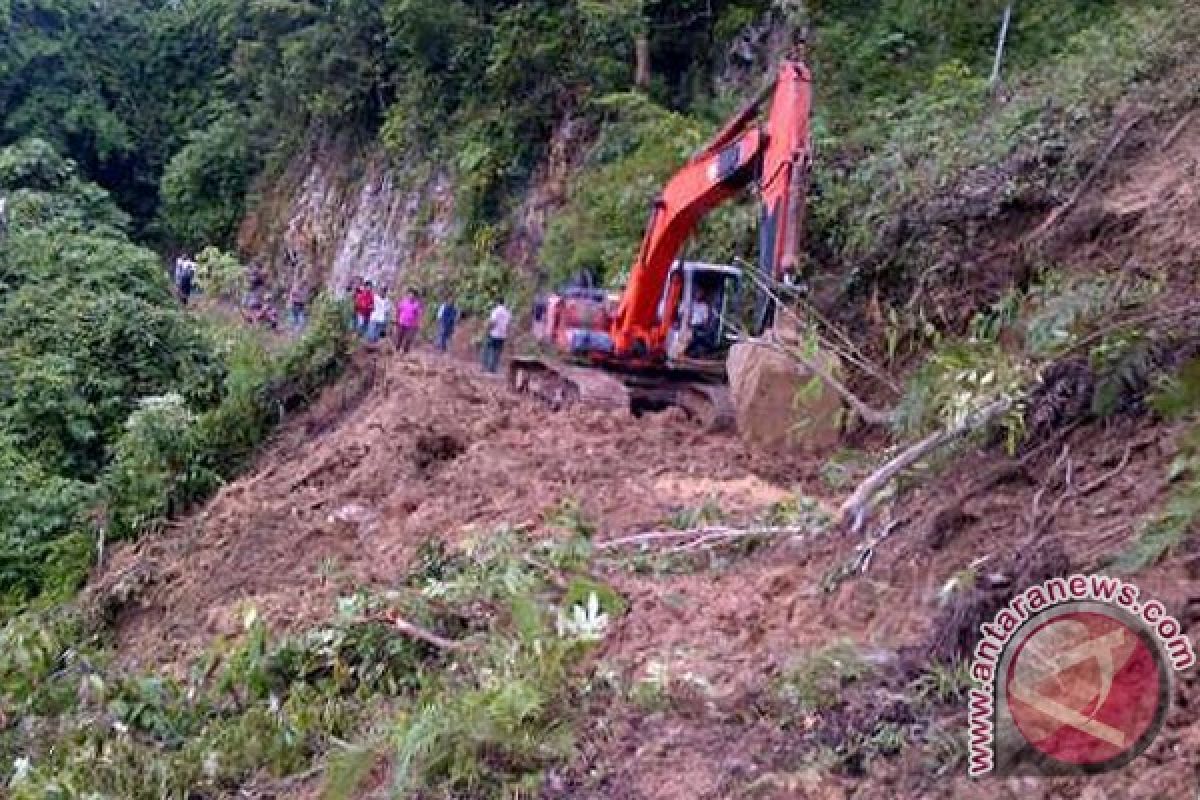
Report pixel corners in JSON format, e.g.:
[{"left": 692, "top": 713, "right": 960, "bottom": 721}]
[
  {"left": 512, "top": 55, "right": 813, "bottom": 430},
  {"left": 613, "top": 59, "right": 812, "bottom": 356}
]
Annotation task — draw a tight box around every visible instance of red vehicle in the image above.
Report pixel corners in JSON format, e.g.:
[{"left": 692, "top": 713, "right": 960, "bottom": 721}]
[{"left": 510, "top": 52, "right": 814, "bottom": 429}]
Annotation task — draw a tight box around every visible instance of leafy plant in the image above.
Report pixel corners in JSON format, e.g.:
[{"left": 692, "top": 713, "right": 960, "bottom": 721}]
[
  {"left": 1110, "top": 363, "right": 1200, "bottom": 572},
  {"left": 894, "top": 340, "right": 1030, "bottom": 451},
  {"left": 909, "top": 658, "right": 973, "bottom": 706},
  {"left": 775, "top": 640, "right": 870, "bottom": 715}
]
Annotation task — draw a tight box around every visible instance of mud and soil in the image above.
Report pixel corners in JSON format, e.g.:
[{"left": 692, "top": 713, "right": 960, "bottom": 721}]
[{"left": 93, "top": 346, "right": 1199, "bottom": 800}]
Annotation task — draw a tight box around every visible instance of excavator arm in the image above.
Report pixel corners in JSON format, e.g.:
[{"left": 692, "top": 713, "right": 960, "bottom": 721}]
[{"left": 611, "top": 58, "right": 813, "bottom": 357}]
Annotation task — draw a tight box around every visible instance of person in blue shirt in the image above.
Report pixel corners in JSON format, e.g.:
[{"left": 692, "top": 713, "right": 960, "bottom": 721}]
[{"left": 435, "top": 296, "right": 459, "bottom": 352}]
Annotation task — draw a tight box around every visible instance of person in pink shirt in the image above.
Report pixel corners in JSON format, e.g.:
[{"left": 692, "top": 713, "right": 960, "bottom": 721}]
[{"left": 394, "top": 287, "right": 423, "bottom": 353}]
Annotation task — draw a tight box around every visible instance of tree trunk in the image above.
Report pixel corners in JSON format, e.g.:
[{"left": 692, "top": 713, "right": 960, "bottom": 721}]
[{"left": 635, "top": 33, "right": 651, "bottom": 90}]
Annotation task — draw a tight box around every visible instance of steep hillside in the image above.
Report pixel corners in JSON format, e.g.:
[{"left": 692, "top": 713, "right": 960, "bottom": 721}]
[
  {"left": 5, "top": 1, "right": 1200, "bottom": 799},
  {"left": 6, "top": 100, "right": 1197, "bottom": 794}
]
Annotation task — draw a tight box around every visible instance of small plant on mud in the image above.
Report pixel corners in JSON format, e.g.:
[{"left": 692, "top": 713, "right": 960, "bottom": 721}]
[
  {"left": 759, "top": 493, "right": 832, "bottom": 531},
  {"left": 629, "top": 658, "right": 672, "bottom": 712},
  {"left": 627, "top": 656, "right": 714, "bottom": 713},
  {"left": 819, "top": 449, "right": 875, "bottom": 491},
  {"left": 867, "top": 722, "right": 907, "bottom": 756},
  {"left": 546, "top": 497, "right": 596, "bottom": 539},
  {"left": 665, "top": 496, "right": 725, "bottom": 530},
  {"left": 775, "top": 640, "right": 870, "bottom": 716},
  {"left": 556, "top": 591, "right": 610, "bottom": 642},
  {"left": 542, "top": 498, "right": 596, "bottom": 571},
  {"left": 909, "top": 658, "right": 973, "bottom": 707},
  {"left": 1111, "top": 358, "right": 1200, "bottom": 572}
]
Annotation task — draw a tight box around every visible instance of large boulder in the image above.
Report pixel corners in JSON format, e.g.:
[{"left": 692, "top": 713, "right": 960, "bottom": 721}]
[{"left": 726, "top": 338, "right": 844, "bottom": 453}]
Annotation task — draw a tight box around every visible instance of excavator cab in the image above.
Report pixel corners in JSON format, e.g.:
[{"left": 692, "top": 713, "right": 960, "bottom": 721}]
[{"left": 664, "top": 261, "right": 741, "bottom": 368}]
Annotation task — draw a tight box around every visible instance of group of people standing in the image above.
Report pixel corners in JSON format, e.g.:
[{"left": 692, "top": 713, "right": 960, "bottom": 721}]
[
  {"left": 347, "top": 276, "right": 510, "bottom": 372},
  {"left": 351, "top": 279, "right": 428, "bottom": 353}
]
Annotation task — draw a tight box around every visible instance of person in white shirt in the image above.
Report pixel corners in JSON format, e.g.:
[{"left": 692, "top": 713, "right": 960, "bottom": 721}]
[
  {"left": 482, "top": 300, "right": 511, "bottom": 373},
  {"left": 367, "top": 285, "right": 390, "bottom": 343}
]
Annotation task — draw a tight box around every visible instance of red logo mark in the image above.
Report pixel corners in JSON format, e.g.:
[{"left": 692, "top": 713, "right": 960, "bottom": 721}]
[{"left": 1004, "top": 610, "right": 1165, "bottom": 768}]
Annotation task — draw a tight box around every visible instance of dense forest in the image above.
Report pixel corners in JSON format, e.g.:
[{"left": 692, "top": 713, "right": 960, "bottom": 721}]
[{"left": 3, "top": 0, "right": 1199, "bottom": 796}]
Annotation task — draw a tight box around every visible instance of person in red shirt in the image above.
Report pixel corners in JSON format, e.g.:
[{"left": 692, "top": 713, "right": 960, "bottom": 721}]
[{"left": 353, "top": 279, "right": 375, "bottom": 337}]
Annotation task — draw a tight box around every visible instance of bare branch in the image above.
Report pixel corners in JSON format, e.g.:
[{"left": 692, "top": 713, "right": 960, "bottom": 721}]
[
  {"left": 597, "top": 524, "right": 810, "bottom": 551},
  {"left": 840, "top": 397, "right": 1014, "bottom": 534},
  {"left": 736, "top": 259, "right": 901, "bottom": 394},
  {"left": 373, "top": 613, "right": 468, "bottom": 652}
]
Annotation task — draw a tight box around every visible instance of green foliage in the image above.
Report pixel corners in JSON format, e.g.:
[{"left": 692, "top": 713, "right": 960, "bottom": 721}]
[
  {"left": 0, "top": 142, "right": 350, "bottom": 613},
  {"left": 103, "top": 393, "right": 220, "bottom": 539},
  {"left": 0, "top": 439, "right": 96, "bottom": 608},
  {"left": 1024, "top": 272, "right": 1160, "bottom": 357},
  {"left": 0, "top": 137, "right": 72, "bottom": 191},
  {"left": 193, "top": 245, "right": 245, "bottom": 301},
  {"left": 0, "top": 602, "right": 421, "bottom": 799},
  {"left": 665, "top": 495, "right": 726, "bottom": 530},
  {"left": 381, "top": 528, "right": 609, "bottom": 796},
  {"left": 393, "top": 635, "right": 577, "bottom": 797},
  {"left": 811, "top": 0, "right": 1187, "bottom": 291},
  {"left": 909, "top": 658, "right": 973, "bottom": 707},
  {"left": 775, "top": 640, "right": 870, "bottom": 715},
  {"left": 894, "top": 340, "right": 1030, "bottom": 450},
  {"left": 160, "top": 113, "right": 254, "bottom": 249},
  {"left": 451, "top": 253, "right": 518, "bottom": 317},
  {"left": 541, "top": 91, "right": 756, "bottom": 288},
  {"left": 1112, "top": 371, "right": 1200, "bottom": 572}
]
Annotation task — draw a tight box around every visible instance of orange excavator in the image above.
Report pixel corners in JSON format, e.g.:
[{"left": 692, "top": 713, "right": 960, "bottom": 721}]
[{"left": 510, "top": 53, "right": 813, "bottom": 430}]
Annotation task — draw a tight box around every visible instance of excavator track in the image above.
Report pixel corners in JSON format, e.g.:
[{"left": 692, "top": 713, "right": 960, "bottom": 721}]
[
  {"left": 508, "top": 358, "right": 630, "bottom": 413},
  {"left": 508, "top": 357, "right": 735, "bottom": 433}
]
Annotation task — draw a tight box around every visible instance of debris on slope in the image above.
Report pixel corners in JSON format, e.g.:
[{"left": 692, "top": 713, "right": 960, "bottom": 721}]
[{"left": 94, "top": 351, "right": 779, "bottom": 672}]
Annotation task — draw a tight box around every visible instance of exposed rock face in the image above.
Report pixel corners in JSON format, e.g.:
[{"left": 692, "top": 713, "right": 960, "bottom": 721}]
[
  {"left": 505, "top": 115, "right": 589, "bottom": 271},
  {"left": 238, "top": 140, "right": 456, "bottom": 296},
  {"left": 726, "top": 338, "right": 843, "bottom": 453},
  {"left": 238, "top": 113, "right": 586, "bottom": 297}
]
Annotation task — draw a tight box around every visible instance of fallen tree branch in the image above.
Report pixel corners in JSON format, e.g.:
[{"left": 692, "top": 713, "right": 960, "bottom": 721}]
[
  {"left": 736, "top": 259, "right": 902, "bottom": 395},
  {"left": 375, "top": 613, "right": 468, "bottom": 652},
  {"left": 598, "top": 524, "right": 809, "bottom": 551},
  {"left": 840, "top": 397, "right": 1014, "bottom": 534},
  {"left": 664, "top": 526, "right": 810, "bottom": 554},
  {"left": 1024, "top": 113, "right": 1146, "bottom": 245},
  {"left": 1077, "top": 442, "right": 1133, "bottom": 497},
  {"left": 1162, "top": 111, "right": 1195, "bottom": 152},
  {"left": 596, "top": 529, "right": 710, "bottom": 549}
]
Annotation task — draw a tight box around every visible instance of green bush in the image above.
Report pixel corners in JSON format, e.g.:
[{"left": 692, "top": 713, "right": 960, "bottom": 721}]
[
  {"left": 159, "top": 113, "right": 255, "bottom": 249},
  {"left": 540, "top": 91, "right": 756, "bottom": 289},
  {"left": 104, "top": 393, "right": 220, "bottom": 539},
  {"left": 193, "top": 245, "right": 245, "bottom": 302},
  {"left": 0, "top": 142, "right": 349, "bottom": 614}
]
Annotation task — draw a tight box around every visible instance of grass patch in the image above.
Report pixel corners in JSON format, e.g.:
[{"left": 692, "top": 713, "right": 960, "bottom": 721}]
[{"left": 775, "top": 640, "right": 870, "bottom": 716}]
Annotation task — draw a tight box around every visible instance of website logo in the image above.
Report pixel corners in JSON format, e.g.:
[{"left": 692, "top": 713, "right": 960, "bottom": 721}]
[{"left": 967, "top": 574, "right": 1195, "bottom": 776}]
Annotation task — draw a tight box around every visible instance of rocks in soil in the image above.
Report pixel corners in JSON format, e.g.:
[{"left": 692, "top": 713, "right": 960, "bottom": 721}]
[
  {"left": 727, "top": 338, "right": 843, "bottom": 453},
  {"left": 1025, "top": 358, "right": 1095, "bottom": 441}
]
